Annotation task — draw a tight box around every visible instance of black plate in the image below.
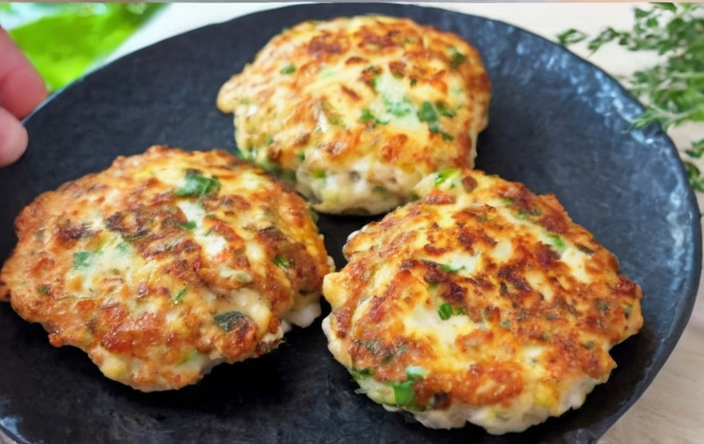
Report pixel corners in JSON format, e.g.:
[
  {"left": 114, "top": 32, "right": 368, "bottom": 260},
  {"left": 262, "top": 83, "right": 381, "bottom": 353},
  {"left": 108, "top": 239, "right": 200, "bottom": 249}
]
[{"left": 0, "top": 3, "right": 700, "bottom": 444}]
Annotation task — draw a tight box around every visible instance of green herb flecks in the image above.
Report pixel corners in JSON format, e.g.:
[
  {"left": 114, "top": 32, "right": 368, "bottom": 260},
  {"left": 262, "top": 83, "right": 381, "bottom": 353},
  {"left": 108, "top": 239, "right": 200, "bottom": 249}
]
[
  {"left": 439, "top": 262, "right": 465, "bottom": 273},
  {"left": 180, "top": 220, "right": 197, "bottom": 230},
  {"left": 417, "top": 101, "right": 454, "bottom": 141},
  {"left": 546, "top": 234, "right": 566, "bottom": 254},
  {"left": 360, "top": 108, "right": 389, "bottom": 127},
  {"left": 557, "top": 3, "right": 704, "bottom": 191},
  {"left": 274, "top": 255, "right": 291, "bottom": 269},
  {"left": 280, "top": 62, "right": 296, "bottom": 75},
  {"left": 435, "top": 101, "right": 456, "bottom": 118},
  {"left": 449, "top": 47, "right": 467, "bottom": 68},
  {"left": 350, "top": 367, "right": 373, "bottom": 380},
  {"left": 389, "top": 365, "right": 427, "bottom": 409},
  {"left": 175, "top": 170, "right": 221, "bottom": 199},
  {"left": 434, "top": 167, "right": 458, "bottom": 186},
  {"left": 320, "top": 101, "right": 345, "bottom": 127},
  {"left": 213, "top": 311, "right": 249, "bottom": 332},
  {"left": 38, "top": 285, "right": 49, "bottom": 295},
  {"left": 73, "top": 251, "right": 91, "bottom": 269},
  {"left": 383, "top": 95, "right": 414, "bottom": 117},
  {"left": 172, "top": 288, "right": 187, "bottom": 305},
  {"left": 438, "top": 303, "right": 453, "bottom": 320}
]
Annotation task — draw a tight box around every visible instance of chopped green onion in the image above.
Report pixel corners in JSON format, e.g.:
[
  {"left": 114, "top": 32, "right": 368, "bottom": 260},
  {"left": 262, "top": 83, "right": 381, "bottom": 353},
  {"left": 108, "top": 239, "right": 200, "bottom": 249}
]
[
  {"left": 172, "top": 288, "right": 187, "bottom": 305},
  {"left": 274, "top": 255, "right": 291, "bottom": 269},
  {"left": 439, "top": 263, "right": 464, "bottom": 273},
  {"left": 434, "top": 168, "right": 458, "bottom": 186},
  {"left": 389, "top": 379, "right": 415, "bottom": 407}
]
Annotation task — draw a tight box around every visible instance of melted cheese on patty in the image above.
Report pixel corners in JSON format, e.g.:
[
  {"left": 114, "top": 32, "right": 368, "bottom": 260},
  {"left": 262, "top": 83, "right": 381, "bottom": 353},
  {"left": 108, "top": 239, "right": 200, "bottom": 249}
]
[
  {"left": 0, "top": 146, "right": 333, "bottom": 391},
  {"left": 322, "top": 168, "right": 643, "bottom": 434},
  {"left": 218, "top": 15, "right": 491, "bottom": 215}
]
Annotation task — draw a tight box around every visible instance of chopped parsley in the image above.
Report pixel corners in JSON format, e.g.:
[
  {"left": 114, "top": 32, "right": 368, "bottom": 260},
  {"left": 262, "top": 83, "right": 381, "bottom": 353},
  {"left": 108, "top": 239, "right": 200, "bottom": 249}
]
[
  {"left": 213, "top": 311, "right": 249, "bottom": 332},
  {"left": 180, "top": 220, "right": 196, "bottom": 230},
  {"left": 438, "top": 302, "right": 453, "bottom": 320},
  {"left": 383, "top": 95, "right": 414, "bottom": 117},
  {"left": 38, "top": 285, "right": 49, "bottom": 295},
  {"left": 174, "top": 170, "right": 221, "bottom": 198},
  {"left": 417, "top": 101, "right": 454, "bottom": 140},
  {"left": 280, "top": 62, "right": 296, "bottom": 75},
  {"left": 72, "top": 251, "right": 91, "bottom": 269},
  {"left": 435, "top": 101, "right": 456, "bottom": 118},
  {"left": 449, "top": 47, "right": 467, "bottom": 68},
  {"left": 360, "top": 108, "right": 389, "bottom": 127}
]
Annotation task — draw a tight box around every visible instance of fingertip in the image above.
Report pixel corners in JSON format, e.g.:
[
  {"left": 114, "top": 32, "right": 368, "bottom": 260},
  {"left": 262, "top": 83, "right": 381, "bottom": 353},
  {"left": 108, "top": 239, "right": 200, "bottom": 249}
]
[{"left": 0, "top": 107, "right": 29, "bottom": 167}]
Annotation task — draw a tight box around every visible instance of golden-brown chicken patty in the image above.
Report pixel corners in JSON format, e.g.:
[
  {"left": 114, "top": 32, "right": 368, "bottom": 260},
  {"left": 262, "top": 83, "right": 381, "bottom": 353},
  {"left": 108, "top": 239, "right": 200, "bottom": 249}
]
[
  {"left": 0, "top": 146, "right": 333, "bottom": 392},
  {"left": 217, "top": 15, "right": 491, "bottom": 215},
  {"left": 322, "top": 168, "right": 643, "bottom": 434}
]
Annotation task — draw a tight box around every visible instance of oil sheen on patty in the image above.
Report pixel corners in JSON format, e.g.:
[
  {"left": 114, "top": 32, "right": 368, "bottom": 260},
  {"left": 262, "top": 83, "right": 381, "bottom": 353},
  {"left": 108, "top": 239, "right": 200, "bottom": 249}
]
[
  {"left": 218, "top": 15, "right": 491, "bottom": 215},
  {"left": 322, "top": 168, "right": 643, "bottom": 434},
  {"left": 0, "top": 146, "right": 333, "bottom": 392}
]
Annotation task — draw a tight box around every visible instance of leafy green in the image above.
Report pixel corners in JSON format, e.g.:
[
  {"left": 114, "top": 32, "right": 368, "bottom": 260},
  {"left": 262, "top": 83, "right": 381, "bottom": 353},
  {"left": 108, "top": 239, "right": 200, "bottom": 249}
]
[
  {"left": 3, "top": 3, "right": 164, "bottom": 92},
  {"left": 174, "top": 171, "right": 221, "bottom": 198},
  {"left": 557, "top": 3, "right": 704, "bottom": 190}
]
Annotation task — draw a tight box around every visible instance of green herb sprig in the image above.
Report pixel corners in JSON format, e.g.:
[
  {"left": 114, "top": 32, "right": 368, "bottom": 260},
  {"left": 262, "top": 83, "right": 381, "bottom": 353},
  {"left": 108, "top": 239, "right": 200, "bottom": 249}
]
[{"left": 557, "top": 3, "right": 704, "bottom": 190}]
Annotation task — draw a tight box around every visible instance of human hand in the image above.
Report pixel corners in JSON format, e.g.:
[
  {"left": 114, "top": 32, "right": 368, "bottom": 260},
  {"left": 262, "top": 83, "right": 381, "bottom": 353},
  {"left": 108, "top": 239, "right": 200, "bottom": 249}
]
[{"left": 0, "top": 27, "right": 47, "bottom": 167}]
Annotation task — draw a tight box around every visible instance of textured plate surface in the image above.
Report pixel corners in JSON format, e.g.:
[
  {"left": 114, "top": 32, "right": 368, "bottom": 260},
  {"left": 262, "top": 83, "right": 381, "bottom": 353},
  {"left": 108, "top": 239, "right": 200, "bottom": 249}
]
[{"left": 0, "top": 3, "right": 700, "bottom": 443}]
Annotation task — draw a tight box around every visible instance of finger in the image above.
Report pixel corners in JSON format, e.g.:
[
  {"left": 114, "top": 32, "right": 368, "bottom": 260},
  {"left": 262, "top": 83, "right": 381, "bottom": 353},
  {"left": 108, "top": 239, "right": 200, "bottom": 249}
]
[
  {"left": 0, "top": 27, "right": 47, "bottom": 119},
  {"left": 0, "top": 106, "right": 28, "bottom": 167}
]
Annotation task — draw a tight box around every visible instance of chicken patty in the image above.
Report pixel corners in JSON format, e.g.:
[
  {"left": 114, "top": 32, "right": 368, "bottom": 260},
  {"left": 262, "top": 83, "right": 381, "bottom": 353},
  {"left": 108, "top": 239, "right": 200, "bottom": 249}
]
[
  {"left": 0, "top": 146, "right": 333, "bottom": 392},
  {"left": 217, "top": 15, "right": 491, "bottom": 215},
  {"left": 322, "top": 168, "right": 643, "bottom": 434}
]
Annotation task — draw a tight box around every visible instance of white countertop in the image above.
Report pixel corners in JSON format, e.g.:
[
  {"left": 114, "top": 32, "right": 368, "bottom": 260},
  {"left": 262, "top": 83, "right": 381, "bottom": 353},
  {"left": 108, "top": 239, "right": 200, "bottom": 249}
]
[{"left": 7, "top": 3, "right": 704, "bottom": 443}]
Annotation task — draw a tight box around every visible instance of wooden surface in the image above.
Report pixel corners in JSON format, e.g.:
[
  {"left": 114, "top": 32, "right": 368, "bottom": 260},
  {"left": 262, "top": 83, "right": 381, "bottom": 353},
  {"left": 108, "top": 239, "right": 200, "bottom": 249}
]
[{"left": 2, "top": 3, "right": 703, "bottom": 443}]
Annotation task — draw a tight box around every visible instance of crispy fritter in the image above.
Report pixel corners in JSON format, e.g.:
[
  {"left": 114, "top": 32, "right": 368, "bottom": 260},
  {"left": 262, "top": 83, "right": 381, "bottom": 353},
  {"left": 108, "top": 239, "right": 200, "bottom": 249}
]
[
  {"left": 0, "top": 146, "right": 333, "bottom": 392},
  {"left": 217, "top": 15, "right": 491, "bottom": 215},
  {"left": 322, "top": 168, "right": 643, "bottom": 434}
]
